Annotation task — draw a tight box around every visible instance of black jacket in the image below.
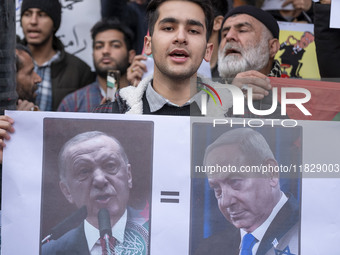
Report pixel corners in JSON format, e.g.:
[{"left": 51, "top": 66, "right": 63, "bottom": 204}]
[
  {"left": 22, "top": 36, "right": 95, "bottom": 110},
  {"left": 314, "top": 3, "right": 340, "bottom": 79}
]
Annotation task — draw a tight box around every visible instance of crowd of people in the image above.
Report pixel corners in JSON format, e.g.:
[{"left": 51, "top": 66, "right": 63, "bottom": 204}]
[
  {"left": 0, "top": 0, "right": 339, "bottom": 254},
  {"left": 1, "top": 0, "right": 337, "bottom": 115}
]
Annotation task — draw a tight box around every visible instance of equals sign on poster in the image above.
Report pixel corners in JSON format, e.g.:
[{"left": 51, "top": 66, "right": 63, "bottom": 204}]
[{"left": 160, "top": 191, "right": 180, "bottom": 203}]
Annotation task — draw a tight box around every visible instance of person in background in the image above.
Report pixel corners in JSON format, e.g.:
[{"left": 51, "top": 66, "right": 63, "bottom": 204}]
[
  {"left": 58, "top": 19, "right": 136, "bottom": 112},
  {"left": 15, "top": 44, "right": 41, "bottom": 111},
  {"left": 217, "top": 6, "right": 281, "bottom": 102},
  {"left": 20, "top": 0, "right": 95, "bottom": 111}
]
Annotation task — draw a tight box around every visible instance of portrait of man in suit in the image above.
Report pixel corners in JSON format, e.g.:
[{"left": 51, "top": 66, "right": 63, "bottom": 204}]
[
  {"left": 193, "top": 127, "right": 300, "bottom": 255},
  {"left": 40, "top": 119, "right": 153, "bottom": 255}
]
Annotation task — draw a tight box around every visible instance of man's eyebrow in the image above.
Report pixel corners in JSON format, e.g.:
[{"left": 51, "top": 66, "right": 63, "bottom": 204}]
[
  {"left": 158, "top": 17, "right": 204, "bottom": 29},
  {"left": 234, "top": 22, "right": 253, "bottom": 29},
  {"left": 187, "top": 19, "right": 204, "bottom": 29},
  {"left": 159, "top": 17, "right": 178, "bottom": 25},
  {"left": 222, "top": 22, "right": 253, "bottom": 32},
  {"left": 94, "top": 39, "right": 122, "bottom": 44}
]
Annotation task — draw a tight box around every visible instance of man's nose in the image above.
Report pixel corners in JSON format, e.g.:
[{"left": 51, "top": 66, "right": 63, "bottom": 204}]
[
  {"left": 102, "top": 44, "right": 111, "bottom": 55},
  {"left": 173, "top": 27, "right": 188, "bottom": 45},
  {"left": 34, "top": 71, "right": 42, "bottom": 84},
  {"left": 225, "top": 28, "right": 238, "bottom": 42},
  {"left": 93, "top": 168, "right": 108, "bottom": 188},
  {"left": 29, "top": 13, "right": 38, "bottom": 24},
  {"left": 219, "top": 188, "right": 236, "bottom": 209}
]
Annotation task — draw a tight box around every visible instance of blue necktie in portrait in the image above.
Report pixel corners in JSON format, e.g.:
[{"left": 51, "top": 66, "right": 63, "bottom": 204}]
[{"left": 241, "top": 233, "right": 257, "bottom": 255}]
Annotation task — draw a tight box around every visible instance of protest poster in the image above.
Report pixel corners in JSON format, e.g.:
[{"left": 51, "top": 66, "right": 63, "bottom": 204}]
[
  {"left": 276, "top": 22, "right": 319, "bottom": 80},
  {"left": 2, "top": 112, "right": 340, "bottom": 254},
  {"left": 330, "top": 0, "right": 340, "bottom": 29}
]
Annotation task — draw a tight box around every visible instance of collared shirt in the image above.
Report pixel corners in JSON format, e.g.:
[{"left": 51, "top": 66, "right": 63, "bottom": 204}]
[
  {"left": 34, "top": 52, "right": 61, "bottom": 111},
  {"left": 240, "top": 192, "right": 288, "bottom": 255},
  {"left": 57, "top": 80, "right": 104, "bottom": 112},
  {"left": 85, "top": 210, "right": 127, "bottom": 255},
  {"left": 145, "top": 80, "right": 204, "bottom": 113}
]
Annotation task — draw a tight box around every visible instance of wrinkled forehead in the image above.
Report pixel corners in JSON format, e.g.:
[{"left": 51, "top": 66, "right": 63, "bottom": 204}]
[
  {"left": 205, "top": 144, "right": 244, "bottom": 165},
  {"left": 223, "top": 13, "right": 264, "bottom": 32},
  {"left": 65, "top": 135, "right": 121, "bottom": 158}
]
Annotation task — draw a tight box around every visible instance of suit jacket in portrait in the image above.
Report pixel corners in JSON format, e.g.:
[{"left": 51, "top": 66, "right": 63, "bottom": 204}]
[
  {"left": 279, "top": 44, "right": 305, "bottom": 66},
  {"left": 194, "top": 195, "right": 300, "bottom": 255},
  {"left": 41, "top": 222, "right": 90, "bottom": 255},
  {"left": 41, "top": 220, "right": 149, "bottom": 255}
]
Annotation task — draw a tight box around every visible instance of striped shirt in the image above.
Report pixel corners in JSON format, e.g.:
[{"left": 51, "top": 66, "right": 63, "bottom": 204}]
[{"left": 34, "top": 52, "right": 61, "bottom": 111}]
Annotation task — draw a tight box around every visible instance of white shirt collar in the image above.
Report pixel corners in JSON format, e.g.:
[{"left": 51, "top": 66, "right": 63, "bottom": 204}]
[
  {"left": 84, "top": 210, "right": 127, "bottom": 251},
  {"left": 145, "top": 80, "right": 204, "bottom": 112},
  {"left": 240, "top": 192, "right": 288, "bottom": 254}
]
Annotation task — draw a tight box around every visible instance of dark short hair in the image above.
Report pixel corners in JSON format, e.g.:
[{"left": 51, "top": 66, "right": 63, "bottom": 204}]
[
  {"left": 211, "top": 0, "right": 229, "bottom": 17},
  {"left": 15, "top": 44, "right": 33, "bottom": 72},
  {"left": 146, "top": 0, "right": 214, "bottom": 41},
  {"left": 91, "top": 19, "right": 135, "bottom": 51}
]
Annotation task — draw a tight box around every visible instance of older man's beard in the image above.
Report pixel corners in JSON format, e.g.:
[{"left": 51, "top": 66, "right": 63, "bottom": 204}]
[{"left": 218, "top": 38, "right": 270, "bottom": 79}]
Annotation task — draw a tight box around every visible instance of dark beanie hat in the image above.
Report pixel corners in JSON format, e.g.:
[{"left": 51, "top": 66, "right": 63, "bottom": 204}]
[
  {"left": 20, "top": 0, "right": 62, "bottom": 33},
  {"left": 221, "top": 5, "right": 279, "bottom": 39}
]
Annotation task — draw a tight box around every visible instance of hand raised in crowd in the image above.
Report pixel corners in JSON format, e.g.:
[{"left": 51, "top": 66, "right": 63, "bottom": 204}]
[
  {"left": 282, "top": 0, "right": 312, "bottom": 11},
  {"left": 232, "top": 70, "right": 272, "bottom": 100},
  {"left": 127, "top": 55, "right": 148, "bottom": 86},
  {"left": 17, "top": 99, "right": 39, "bottom": 111},
  {"left": 0, "top": 115, "right": 15, "bottom": 164}
]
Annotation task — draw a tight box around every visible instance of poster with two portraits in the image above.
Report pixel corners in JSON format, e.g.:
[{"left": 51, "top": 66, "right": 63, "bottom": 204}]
[{"left": 2, "top": 111, "right": 340, "bottom": 254}]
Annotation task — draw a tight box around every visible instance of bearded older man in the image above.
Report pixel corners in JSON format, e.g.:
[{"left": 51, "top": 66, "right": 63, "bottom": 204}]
[{"left": 217, "top": 6, "right": 282, "bottom": 101}]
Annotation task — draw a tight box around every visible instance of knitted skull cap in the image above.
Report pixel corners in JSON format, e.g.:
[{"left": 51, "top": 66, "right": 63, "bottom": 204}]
[
  {"left": 21, "top": 0, "right": 62, "bottom": 33},
  {"left": 221, "top": 5, "right": 279, "bottom": 39}
]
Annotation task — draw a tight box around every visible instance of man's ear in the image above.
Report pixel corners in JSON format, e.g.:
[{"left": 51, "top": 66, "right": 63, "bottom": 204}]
[
  {"left": 264, "top": 159, "right": 280, "bottom": 187},
  {"left": 269, "top": 38, "right": 280, "bottom": 59},
  {"left": 204, "top": 42, "right": 214, "bottom": 62},
  {"left": 59, "top": 181, "right": 74, "bottom": 204},
  {"left": 128, "top": 49, "right": 136, "bottom": 64},
  {"left": 213, "top": 15, "right": 224, "bottom": 32},
  {"left": 144, "top": 35, "right": 152, "bottom": 56},
  {"left": 126, "top": 164, "right": 133, "bottom": 189}
]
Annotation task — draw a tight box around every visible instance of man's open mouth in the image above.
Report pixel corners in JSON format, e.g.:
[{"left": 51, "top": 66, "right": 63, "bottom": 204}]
[
  {"left": 226, "top": 49, "right": 241, "bottom": 55},
  {"left": 170, "top": 49, "right": 189, "bottom": 58}
]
